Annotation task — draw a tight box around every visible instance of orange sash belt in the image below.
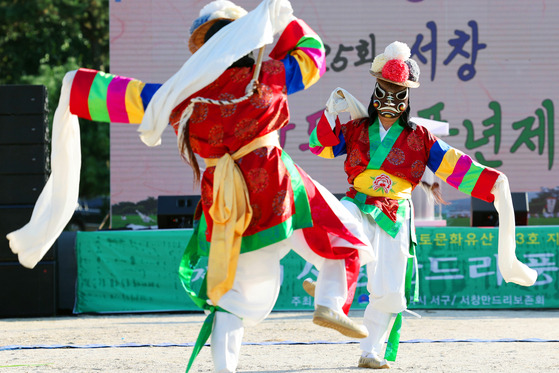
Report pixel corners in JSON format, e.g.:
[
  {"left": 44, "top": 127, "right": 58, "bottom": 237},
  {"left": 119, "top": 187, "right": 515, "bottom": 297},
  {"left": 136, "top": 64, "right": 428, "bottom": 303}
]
[{"left": 202, "top": 131, "right": 280, "bottom": 305}]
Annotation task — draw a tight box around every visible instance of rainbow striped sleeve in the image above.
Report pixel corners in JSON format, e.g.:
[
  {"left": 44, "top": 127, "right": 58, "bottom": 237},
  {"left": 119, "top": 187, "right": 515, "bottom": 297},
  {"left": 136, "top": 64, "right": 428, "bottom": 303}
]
[
  {"left": 309, "top": 111, "right": 347, "bottom": 159},
  {"left": 69, "top": 68, "right": 161, "bottom": 124},
  {"left": 269, "top": 19, "right": 326, "bottom": 95},
  {"left": 427, "top": 139, "right": 501, "bottom": 202}
]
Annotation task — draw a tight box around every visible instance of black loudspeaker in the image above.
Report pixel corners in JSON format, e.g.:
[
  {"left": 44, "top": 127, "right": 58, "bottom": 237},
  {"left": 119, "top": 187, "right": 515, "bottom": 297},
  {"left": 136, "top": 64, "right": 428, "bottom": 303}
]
[
  {"left": 0, "top": 174, "right": 48, "bottom": 205},
  {"left": 0, "top": 144, "right": 48, "bottom": 174},
  {"left": 0, "top": 85, "right": 48, "bottom": 115},
  {"left": 0, "top": 85, "right": 55, "bottom": 318},
  {"left": 0, "top": 114, "right": 49, "bottom": 145},
  {"left": 55, "top": 232, "right": 77, "bottom": 314},
  {"left": 0, "top": 85, "right": 51, "bottom": 261},
  {"left": 0, "top": 261, "right": 56, "bottom": 317},
  {"left": 157, "top": 195, "right": 201, "bottom": 229},
  {"left": 471, "top": 192, "right": 529, "bottom": 227},
  {"left": 0, "top": 206, "right": 56, "bottom": 262}
]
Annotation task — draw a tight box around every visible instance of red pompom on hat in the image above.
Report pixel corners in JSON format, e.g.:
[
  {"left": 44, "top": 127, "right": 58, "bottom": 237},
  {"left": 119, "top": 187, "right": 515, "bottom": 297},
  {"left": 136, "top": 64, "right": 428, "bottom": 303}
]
[
  {"left": 382, "top": 59, "right": 409, "bottom": 84},
  {"left": 369, "top": 41, "right": 420, "bottom": 88}
]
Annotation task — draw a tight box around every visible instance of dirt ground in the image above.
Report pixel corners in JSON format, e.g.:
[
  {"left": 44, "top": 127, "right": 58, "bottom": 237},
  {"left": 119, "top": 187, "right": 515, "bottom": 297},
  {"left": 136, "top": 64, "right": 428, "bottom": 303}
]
[{"left": 1, "top": 309, "right": 558, "bottom": 372}]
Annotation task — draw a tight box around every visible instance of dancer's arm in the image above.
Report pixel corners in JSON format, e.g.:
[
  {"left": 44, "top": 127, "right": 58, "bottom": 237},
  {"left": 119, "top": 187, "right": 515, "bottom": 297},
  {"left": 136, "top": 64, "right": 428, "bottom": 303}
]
[
  {"left": 269, "top": 18, "right": 326, "bottom": 95},
  {"left": 425, "top": 131, "right": 537, "bottom": 286},
  {"left": 308, "top": 91, "right": 349, "bottom": 158},
  {"left": 68, "top": 68, "right": 161, "bottom": 124},
  {"left": 425, "top": 134, "right": 501, "bottom": 203}
]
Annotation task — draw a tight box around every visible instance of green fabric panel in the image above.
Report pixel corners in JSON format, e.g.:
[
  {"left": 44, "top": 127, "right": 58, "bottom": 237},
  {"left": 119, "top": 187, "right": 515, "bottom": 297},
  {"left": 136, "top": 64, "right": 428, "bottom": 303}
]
[
  {"left": 178, "top": 220, "right": 209, "bottom": 310},
  {"left": 368, "top": 118, "right": 404, "bottom": 170},
  {"left": 88, "top": 71, "right": 113, "bottom": 123},
  {"left": 368, "top": 117, "right": 382, "bottom": 162},
  {"left": 457, "top": 162, "right": 484, "bottom": 195},
  {"left": 280, "top": 150, "right": 313, "bottom": 229},
  {"left": 296, "top": 35, "right": 323, "bottom": 49},
  {"left": 384, "top": 312, "right": 402, "bottom": 361},
  {"left": 239, "top": 217, "right": 296, "bottom": 252},
  {"left": 308, "top": 128, "right": 322, "bottom": 148},
  {"left": 196, "top": 214, "right": 210, "bottom": 256},
  {"left": 185, "top": 310, "right": 215, "bottom": 373}
]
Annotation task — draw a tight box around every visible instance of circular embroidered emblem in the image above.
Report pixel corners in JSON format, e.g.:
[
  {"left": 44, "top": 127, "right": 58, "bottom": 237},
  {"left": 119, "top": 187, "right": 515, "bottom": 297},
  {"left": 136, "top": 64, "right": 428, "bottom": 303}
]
[
  {"left": 272, "top": 190, "right": 288, "bottom": 216},
  {"left": 218, "top": 93, "right": 238, "bottom": 117},
  {"left": 208, "top": 125, "right": 224, "bottom": 146},
  {"left": 387, "top": 148, "right": 405, "bottom": 165},
  {"left": 248, "top": 203, "right": 262, "bottom": 229},
  {"left": 407, "top": 132, "right": 424, "bottom": 152},
  {"left": 190, "top": 104, "right": 208, "bottom": 124},
  {"left": 250, "top": 84, "right": 273, "bottom": 109},
  {"left": 349, "top": 148, "right": 362, "bottom": 167},
  {"left": 359, "top": 129, "right": 369, "bottom": 144},
  {"left": 234, "top": 118, "right": 259, "bottom": 141},
  {"left": 262, "top": 60, "right": 283, "bottom": 75},
  {"left": 411, "top": 160, "right": 426, "bottom": 179},
  {"left": 373, "top": 173, "right": 393, "bottom": 194},
  {"left": 247, "top": 168, "right": 269, "bottom": 193}
]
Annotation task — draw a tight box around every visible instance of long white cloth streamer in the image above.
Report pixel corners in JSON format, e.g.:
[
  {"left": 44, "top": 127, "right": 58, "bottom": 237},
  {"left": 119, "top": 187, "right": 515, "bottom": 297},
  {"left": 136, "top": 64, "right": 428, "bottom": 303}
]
[
  {"left": 6, "top": 71, "right": 80, "bottom": 269},
  {"left": 492, "top": 175, "right": 538, "bottom": 286}
]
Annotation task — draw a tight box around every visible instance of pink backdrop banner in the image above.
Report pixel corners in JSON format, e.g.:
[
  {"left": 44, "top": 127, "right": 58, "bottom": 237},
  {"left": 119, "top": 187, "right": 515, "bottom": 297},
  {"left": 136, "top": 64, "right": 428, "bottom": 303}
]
[{"left": 109, "top": 0, "right": 559, "bottom": 226}]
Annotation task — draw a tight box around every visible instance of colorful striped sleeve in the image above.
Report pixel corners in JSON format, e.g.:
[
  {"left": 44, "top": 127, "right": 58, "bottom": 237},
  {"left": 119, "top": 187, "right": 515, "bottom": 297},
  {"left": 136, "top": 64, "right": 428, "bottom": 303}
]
[
  {"left": 69, "top": 68, "right": 161, "bottom": 124},
  {"left": 309, "top": 111, "right": 347, "bottom": 159},
  {"left": 269, "top": 19, "right": 326, "bottom": 95},
  {"left": 427, "top": 139, "right": 501, "bottom": 202}
]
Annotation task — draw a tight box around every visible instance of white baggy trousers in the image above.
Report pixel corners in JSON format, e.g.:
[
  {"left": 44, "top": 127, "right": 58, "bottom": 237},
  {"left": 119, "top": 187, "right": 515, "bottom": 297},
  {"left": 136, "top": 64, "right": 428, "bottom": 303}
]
[
  {"left": 210, "top": 180, "right": 375, "bottom": 373},
  {"left": 340, "top": 200, "right": 413, "bottom": 357}
]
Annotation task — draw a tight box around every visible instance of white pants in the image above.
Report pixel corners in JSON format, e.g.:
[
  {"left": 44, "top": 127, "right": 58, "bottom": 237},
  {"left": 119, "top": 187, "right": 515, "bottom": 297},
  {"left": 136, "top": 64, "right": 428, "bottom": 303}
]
[
  {"left": 341, "top": 200, "right": 412, "bottom": 356},
  {"left": 211, "top": 230, "right": 350, "bottom": 372}
]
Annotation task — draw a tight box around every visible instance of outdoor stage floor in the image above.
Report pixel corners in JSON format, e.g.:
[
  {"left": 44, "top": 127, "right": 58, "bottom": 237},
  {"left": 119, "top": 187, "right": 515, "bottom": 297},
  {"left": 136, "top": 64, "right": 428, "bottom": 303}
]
[{"left": 1, "top": 309, "right": 558, "bottom": 372}]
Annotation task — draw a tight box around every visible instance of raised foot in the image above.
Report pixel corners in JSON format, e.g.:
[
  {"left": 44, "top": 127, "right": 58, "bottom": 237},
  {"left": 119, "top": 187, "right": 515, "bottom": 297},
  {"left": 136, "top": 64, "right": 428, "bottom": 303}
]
[{"left": 312, "top": 305, "right": 368, "bottom": 339}]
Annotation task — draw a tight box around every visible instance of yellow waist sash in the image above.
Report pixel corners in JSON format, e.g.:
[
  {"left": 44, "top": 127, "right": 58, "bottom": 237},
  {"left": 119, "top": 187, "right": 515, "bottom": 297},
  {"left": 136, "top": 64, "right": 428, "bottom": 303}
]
[
  {"left": 353, "top": 169, "right": 413, "bottom": 199},
  {"left": 203, "top": 131, "right": 280, "bottom": 305}
]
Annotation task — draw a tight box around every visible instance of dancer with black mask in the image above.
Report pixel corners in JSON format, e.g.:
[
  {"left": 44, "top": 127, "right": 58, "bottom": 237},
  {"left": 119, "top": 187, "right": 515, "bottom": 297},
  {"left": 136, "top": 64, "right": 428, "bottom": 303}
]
[{"left": 307, "top": 41, "right": 537, "bottom": 369}]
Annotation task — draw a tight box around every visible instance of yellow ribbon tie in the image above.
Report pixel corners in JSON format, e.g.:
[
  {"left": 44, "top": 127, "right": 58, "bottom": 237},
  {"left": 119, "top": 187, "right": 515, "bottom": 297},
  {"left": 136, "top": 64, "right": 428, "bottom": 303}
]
[{"left": 204, "top": 132, "right": 280, "bottom": 306}]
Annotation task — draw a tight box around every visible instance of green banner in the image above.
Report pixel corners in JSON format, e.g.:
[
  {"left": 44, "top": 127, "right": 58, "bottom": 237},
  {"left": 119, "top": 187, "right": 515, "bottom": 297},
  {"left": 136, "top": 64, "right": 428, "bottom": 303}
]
[
  {"left": 406, "top": 226, "right": 559, "bottom": 309},
  {"left": 75, "top": 226, "right": 559, "bottom": 313}
]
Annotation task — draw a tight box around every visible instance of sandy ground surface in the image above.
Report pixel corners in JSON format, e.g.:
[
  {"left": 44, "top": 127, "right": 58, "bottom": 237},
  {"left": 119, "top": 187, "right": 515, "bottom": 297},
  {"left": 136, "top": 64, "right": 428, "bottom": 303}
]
[{"left": 1, "top": 309, "right": 558, "bottom": 372}]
